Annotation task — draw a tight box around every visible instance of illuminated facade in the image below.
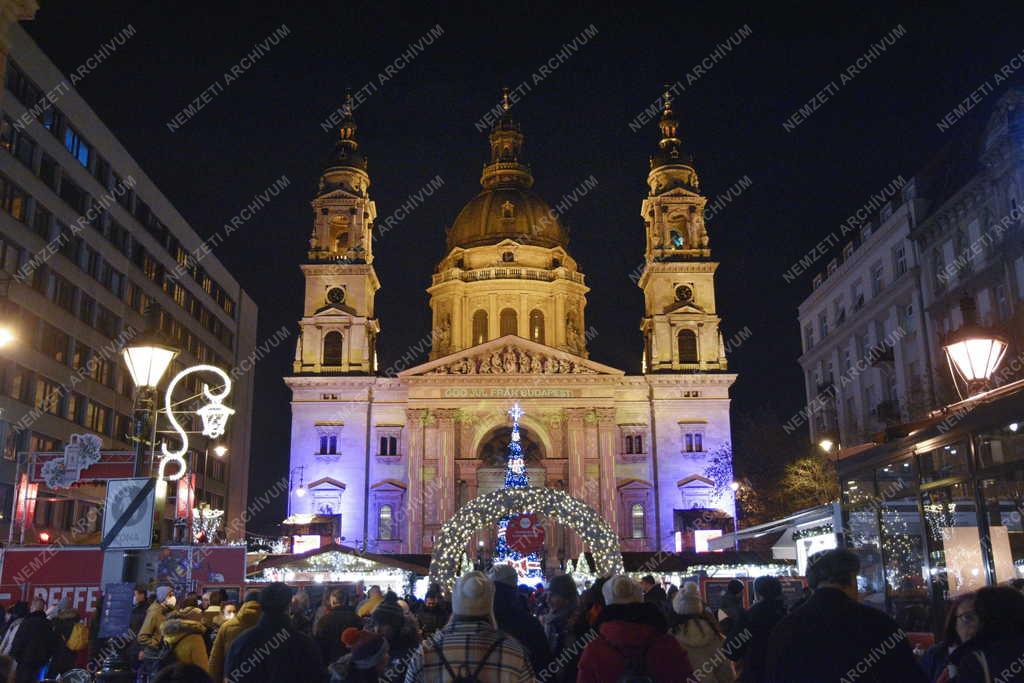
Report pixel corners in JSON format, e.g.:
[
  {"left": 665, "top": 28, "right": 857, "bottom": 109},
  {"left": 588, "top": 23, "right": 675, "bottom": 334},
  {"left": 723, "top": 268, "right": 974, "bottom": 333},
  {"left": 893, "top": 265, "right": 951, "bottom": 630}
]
[{"left": 285, "top": 91, "right": 736, "bottom": 560}]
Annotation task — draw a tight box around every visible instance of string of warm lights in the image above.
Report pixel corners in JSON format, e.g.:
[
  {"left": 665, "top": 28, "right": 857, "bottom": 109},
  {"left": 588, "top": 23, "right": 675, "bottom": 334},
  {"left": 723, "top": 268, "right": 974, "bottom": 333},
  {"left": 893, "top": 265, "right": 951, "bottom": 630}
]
[{"left": 428, "top": 484, "right": 624, "bottom": 591}]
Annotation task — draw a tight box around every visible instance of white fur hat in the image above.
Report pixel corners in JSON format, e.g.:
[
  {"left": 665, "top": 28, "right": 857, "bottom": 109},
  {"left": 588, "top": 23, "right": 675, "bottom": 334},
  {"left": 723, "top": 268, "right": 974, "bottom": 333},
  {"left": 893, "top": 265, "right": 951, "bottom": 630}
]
[
  {"left": 452, "top": 571, "right": 495, "bottom": 618},
  {"left": 602, "top": 575, "right": 643, "bottom": 606}
]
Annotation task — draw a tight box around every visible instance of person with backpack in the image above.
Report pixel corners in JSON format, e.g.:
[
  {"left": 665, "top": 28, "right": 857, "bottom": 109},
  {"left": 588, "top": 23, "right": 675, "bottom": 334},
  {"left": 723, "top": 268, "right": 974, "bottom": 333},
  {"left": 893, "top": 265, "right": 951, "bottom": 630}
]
[
  {"left": 403, "top": 571, "right": 533, "bottom": 683},
  {"left": 488, "top": 564, "right": 552, "bottom": 676},
  {"left": 576, "top": 575, "right": 693, "bottom": 683},
  {"left": 328, "top": 628, "right": 389, "bottom": 682},
  {"left": 315, "top": 588, "right": 363, "bottom": 666},
  {"left": 48, "top": 602, "right": 88, "bottom": 675},
  {"left": 156, "top": 605, "right": 210, "bottom": 673},
  {"left": 672, "top": 582, "right": 735, "bottom": 683}
]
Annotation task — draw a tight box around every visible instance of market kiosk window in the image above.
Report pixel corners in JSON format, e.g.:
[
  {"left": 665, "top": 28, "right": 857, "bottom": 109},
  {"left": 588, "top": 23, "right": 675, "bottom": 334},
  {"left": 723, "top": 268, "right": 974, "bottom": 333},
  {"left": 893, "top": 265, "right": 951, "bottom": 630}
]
[
  {"left": 875, "top": 462, "right": 930, "bottom": 633},
  {"left": 842, "top": 471, "right": 885, "bottom": 615},
  {"left": 921, "top": 482, "right": 985, "bottom": 599},
  {"left": 977, "top": 427, "right": 1024, "bottom": 584}
]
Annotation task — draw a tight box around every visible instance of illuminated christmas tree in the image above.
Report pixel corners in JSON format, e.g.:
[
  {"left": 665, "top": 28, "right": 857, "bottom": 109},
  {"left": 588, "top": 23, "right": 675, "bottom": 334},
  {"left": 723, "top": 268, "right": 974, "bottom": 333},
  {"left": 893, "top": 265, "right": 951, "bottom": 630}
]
[{"left": 494, "top": 403, "right": 543, "bottom": 580}]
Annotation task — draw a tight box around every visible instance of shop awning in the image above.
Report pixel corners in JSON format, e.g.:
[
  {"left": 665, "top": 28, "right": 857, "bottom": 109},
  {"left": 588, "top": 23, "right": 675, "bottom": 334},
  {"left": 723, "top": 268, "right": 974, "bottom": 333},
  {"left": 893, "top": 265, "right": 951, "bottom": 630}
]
[{"left": 248, "top": 542, "right": 431, "bottom": 577}]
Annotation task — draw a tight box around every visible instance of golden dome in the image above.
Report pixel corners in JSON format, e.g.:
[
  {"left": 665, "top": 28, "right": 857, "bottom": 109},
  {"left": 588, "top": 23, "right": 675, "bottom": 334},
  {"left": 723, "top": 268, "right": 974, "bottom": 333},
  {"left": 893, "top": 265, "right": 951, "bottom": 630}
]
[
  {"left": 446, "top": 89, "right": 568, "bottom": 251},
  {"left": 446, "top": 187, "right": 567, "bottom": 250}
]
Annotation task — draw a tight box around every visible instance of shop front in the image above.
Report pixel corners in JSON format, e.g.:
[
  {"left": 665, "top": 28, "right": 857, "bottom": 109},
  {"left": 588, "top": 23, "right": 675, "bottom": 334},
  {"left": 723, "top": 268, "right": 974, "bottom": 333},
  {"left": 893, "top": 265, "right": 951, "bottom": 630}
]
[{"left": 837, "top": 379, "right": 1024, "bottom": 636}]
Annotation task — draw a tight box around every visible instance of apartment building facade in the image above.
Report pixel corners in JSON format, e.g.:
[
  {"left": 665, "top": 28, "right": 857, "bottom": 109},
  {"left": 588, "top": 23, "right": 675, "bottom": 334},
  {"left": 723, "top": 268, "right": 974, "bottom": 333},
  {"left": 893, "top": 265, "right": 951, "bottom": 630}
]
[{"left": 0, "top": 23, "right": 257, "bottom": 542}]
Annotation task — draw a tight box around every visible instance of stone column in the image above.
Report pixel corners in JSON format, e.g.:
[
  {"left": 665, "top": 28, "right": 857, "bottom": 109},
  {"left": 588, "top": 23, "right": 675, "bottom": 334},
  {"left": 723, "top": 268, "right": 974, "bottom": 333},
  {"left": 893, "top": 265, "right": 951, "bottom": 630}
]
[
  {"left": 434, "top": 409, "right": 457, "bottom": 522},
  {"left": 564, "top": 408, "right": 587, "bottom": 556},
  {"left": 596, "top": 408, "right": 618, "bottom": 530},
  {"left": 406, "top": 408, "right": 427, "bottom": 553}
]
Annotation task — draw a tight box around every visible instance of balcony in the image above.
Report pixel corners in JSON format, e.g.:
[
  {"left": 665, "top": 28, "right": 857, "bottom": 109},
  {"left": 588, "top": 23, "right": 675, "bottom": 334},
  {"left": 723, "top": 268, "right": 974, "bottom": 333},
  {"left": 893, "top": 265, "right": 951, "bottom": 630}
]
[{"left": 432, "top": 266, "right": 585, "bottom": 286}]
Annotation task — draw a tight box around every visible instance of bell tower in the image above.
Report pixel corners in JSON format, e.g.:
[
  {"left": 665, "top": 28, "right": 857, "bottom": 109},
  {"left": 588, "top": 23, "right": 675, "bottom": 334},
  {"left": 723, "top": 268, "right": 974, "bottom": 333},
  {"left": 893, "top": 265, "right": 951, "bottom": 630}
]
[
  {"left": 638, "top": 88, "right": 727, "bottom": 373},
  {"left": 294, "top": 94, "right": 380, "bottom": 374}
]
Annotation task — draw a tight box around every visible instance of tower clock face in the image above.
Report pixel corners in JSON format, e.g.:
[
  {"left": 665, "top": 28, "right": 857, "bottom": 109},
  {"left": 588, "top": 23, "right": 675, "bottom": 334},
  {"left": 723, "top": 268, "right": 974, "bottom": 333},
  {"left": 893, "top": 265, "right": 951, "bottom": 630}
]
[
  {"left": 327, "top": 287, "right": 345, "bottom": 304},
  {"left": 675, "top": 285, "right": 693, "bottom": 303}
]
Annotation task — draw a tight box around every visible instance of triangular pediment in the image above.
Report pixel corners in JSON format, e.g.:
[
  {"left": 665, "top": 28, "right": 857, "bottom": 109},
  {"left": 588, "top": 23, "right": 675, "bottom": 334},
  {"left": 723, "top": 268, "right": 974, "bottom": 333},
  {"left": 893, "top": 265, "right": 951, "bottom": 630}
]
[
  {"left": 312, "top": 302, "right": 357, "bottom": 316},
  {"left": 398, "top": 335, "right": 624, "bottom": 377},
  {"left": 664, "top": 301, "right": 706, "bottom": 315},
  {"left": 314, "top": 188, "right": 364, "bottom": 202}
]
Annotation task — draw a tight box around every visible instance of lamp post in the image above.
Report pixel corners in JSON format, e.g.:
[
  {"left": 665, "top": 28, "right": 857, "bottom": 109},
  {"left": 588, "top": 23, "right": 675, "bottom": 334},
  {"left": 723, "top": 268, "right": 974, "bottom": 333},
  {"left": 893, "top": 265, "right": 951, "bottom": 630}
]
[
  {"left": 729, "top": 481, "right": 741, "bottom": 552},
  {"left": 122, "top": 306, "right": 179, "bottom": 478},
  {"left": 942, "top": 295, "right": 1009, "bottom": 398}
]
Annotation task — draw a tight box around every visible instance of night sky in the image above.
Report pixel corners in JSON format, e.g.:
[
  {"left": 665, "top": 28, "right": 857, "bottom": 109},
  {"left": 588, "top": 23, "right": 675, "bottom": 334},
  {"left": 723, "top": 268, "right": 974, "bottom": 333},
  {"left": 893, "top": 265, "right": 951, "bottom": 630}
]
[{"left": 21, "top": 2, "right": 1023, "bottom": 528}]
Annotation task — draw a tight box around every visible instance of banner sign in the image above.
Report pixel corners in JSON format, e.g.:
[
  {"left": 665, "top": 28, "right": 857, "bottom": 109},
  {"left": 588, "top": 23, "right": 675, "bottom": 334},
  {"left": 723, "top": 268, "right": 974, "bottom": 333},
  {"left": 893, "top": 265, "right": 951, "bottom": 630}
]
[
  {"left": 0, "top": 548, "right": 104, "bottom": 614},
  {"left": 98, "top": 583, "right": 136, "bottom": 638},
  {"left": 506, "top": 514, "right": 544, "bottom": 555}
]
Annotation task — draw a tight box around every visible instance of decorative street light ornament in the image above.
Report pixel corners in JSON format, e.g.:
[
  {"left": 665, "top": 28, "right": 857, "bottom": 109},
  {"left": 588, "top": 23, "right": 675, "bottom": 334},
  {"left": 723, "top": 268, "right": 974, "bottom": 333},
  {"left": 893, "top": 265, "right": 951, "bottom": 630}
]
[
  {"left": 943, "top": 296, "right": 1009, "bottom": 397},
  {"left": 160, "top": 364, "right": 234, "bottom": 481},
  {"left": 192, "top": 504, "right": 225, "bottom": 542}
]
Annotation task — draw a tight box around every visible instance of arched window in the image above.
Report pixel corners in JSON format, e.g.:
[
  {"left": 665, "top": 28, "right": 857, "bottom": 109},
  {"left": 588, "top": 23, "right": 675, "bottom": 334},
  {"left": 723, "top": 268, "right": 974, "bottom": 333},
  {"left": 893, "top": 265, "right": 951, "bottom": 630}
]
[
  {"left": 378, "top": 505, "right": 393, "bottom": 540},
  {"left": 631, "top": 504, "right": 645, "bottom": 539},
  {"left": 500, "top": 308, "right": 518, "bottom": 336},
  {"left": 670, "top": 230, "right": 685, "bottom": 248},
  {"left": 336, "top": 232, "right": 349, "bottom": 249},
  {"left": 323, "top": 331, "right": 343, "bottom": 365},
  {"left": 472, "top": 310, "right": 488, "bottom": 345},
  {"left": 678, "top": 329, "right": 698, "bottom": 363},
  {"left": 529, "top": 309, "right": 545, "bottom": 344}
]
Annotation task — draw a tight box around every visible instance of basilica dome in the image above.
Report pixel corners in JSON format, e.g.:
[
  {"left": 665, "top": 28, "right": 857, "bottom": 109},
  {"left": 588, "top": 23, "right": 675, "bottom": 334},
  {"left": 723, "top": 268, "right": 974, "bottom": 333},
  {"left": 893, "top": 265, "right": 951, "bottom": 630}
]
[
  {"left": 446, "top": 186, "right": 567, "bottom": 250},
  {"left": 446, "top": 92, "right": 568, "bottom": 251}
]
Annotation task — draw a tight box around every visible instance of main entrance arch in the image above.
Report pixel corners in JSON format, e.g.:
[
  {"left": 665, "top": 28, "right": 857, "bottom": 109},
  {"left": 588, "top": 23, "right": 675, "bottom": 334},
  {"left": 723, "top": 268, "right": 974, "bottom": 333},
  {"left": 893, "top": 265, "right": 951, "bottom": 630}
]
[{"left": 429, "top": 486, "right": 624, "bottom": 591}]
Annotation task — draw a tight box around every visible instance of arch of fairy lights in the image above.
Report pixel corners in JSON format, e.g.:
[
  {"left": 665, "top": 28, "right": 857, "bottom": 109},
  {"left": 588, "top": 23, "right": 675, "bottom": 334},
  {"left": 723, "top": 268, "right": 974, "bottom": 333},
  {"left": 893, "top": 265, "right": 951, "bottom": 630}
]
[{"left": 428, "top": 486, "right": 624, "bottom": 592}]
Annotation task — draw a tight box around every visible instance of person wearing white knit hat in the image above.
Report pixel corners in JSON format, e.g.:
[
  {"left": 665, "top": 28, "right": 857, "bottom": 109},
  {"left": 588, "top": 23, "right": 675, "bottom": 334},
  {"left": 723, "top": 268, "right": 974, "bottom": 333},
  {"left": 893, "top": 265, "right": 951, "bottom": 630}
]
[
  {"left": 406, "top": 572, "right": 534, "bottom": 682},
  {"left": 577, "top": 575, "right": 693, "bottom": 682},
  {"left": 671, "top": 583, "right": 736, "bottom": 682},
  {"left": 602, "top": 574, "right": 643, "bottom": 606}
]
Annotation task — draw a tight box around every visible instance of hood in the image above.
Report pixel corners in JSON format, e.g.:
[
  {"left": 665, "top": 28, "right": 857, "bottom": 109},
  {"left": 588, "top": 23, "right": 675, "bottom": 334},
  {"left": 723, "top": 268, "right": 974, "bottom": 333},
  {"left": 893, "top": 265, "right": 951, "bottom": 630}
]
[
  {"left": 235, "top": 600, "right": 262, "bottom": 626},
  {"left": 599, "top": 618, "right": 660, "bottom": 649},
  {"left": 674, "top": 618, "right": 718, "bottom": 648},
  {"left": 597, "top": 602, "right": 667, "bottom": 632},
  {"left": 161, "top": 614, "right": 206, "bottom": 645}
]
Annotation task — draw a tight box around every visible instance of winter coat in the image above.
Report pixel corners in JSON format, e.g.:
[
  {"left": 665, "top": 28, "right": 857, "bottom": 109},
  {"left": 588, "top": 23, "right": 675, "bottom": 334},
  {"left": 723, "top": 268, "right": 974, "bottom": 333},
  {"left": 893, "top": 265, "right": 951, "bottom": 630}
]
[
  {"left": 328, "top": 652, "right": 381, "bottom": 683},
  {"left": 0, "top": 617, "right": 22, "bottom": 656},
  {"left": 763, "top": 587, "right": 927, "bottom": 683},
  {"left": 161, "top": 607, "right": 210, "bottom": 671},
  {"left": 577, "top": 603, "right": 693, "bottom": 683},
  {"left": 356, "top": 593, "right": 383, "bottom": 618},
  {"left": 414, "top": 604, "right": 449, "bottom": 638},
  {"left": 49, "top": 608, "right": 82, "bottom": 675},
  {"left": 920, "top": 642, "right": 954, "bottom": 683},
  {"left": 717, "top": 592, "right": 744, "bottom": 629},
  {"left": 315, "top": 605, "right": 363, "bottom": 665},
  {"left": 727, "top": 597, "right": 787, "bottom": 682},
  {"left": 9, "top": 611, "right": 57, "bottom": 683},
  {"left": 209, "top": 600, "right": 261, "bottom": 682},
  {"left": 137, "top": 600, "right": 170, "bottom": 649},
  {"left": 952, "top": 634, "right": 1024, "bottom": 682},
  {"left": 673, "top": 618, "right": 735, "bottom": 683},
  {"left": 543, "top": 604, "right": 573, "bottom": 663},
  {"left": 493, "top": 582, "right": 552, "bottom": 676},
  {"left": 225, "top": 612, "right": 325, "bottom": 682},
  {"left": 644, "top": 585, "right": 672, "bottom": 620}
]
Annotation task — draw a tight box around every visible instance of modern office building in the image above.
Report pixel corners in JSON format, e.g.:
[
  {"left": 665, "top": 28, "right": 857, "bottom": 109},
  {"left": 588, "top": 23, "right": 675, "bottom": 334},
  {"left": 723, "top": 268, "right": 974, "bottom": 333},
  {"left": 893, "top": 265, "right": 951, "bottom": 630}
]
[{"left": 0, "top": 22, "right": 257, "bottom": 542}]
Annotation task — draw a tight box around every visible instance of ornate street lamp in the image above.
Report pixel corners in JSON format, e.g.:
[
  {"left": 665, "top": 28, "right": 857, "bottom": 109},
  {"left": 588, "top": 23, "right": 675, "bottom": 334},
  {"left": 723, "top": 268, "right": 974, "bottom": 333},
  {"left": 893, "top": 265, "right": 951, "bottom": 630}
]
[
  {"left": 123, "top": 306, "right": 179, "bottom": 476},
  {"left": 943, "top": 296, "right": 1009, "bottom": 397}
]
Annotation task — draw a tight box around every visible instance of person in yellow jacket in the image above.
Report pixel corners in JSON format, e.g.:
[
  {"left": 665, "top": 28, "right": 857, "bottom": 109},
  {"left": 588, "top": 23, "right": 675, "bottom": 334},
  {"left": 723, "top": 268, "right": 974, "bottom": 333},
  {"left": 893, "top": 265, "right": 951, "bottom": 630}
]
[
  {"left": 137, "top": 586, "right": 176, "bottom": 652},
  {"left": 356, "top": 586, "right": 383, "bottom": 618},
  {"left": 208, "top": 591, "right": 261, "bottom": 682},
  {"left": 160, "top": 605, "right": 209, "bottom": 671}
]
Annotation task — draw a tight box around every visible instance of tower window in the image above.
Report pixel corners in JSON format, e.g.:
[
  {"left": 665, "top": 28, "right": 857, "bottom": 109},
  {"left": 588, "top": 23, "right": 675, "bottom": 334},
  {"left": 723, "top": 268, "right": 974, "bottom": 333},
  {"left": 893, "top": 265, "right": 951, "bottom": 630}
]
[
  {"left": 631, "top": 504, "right": 645, "bottom": 539},
  {"left": 336, "top": 232, "right": 349, "bottom": 249},
  {"left": 670, "top": 230, "right": 685, "bottom": 248},
  {"left": 378, "top": 505, "right": 393, "bottom": 540},
  {"left": 500, "top": 308, "right": 518, "bottom": 336},
  {"left": 323, "top": 331, "right": 343, "bottom": 365},
  {"left": 502, "top": 251, "right": 514, "bottom": 262},
  {"left": 529, "top": 309, "right": 545, "bottom": 344},
  {"left": 502, "top": 201, "right": 515, "bottom": 218},
  {"left": 678, "top": 329, "right": 698, "bottom": 363},
  {"left": 472, "top": 310, "right": 489, "bottom": 345}
]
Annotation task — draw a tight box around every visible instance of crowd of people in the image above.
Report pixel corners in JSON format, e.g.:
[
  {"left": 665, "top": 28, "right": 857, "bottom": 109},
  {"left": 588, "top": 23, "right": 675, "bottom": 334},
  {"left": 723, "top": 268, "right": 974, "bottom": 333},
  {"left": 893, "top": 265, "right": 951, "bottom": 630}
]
[{"left": 0, "top": 547, "right": 1019, "bottom": 681}]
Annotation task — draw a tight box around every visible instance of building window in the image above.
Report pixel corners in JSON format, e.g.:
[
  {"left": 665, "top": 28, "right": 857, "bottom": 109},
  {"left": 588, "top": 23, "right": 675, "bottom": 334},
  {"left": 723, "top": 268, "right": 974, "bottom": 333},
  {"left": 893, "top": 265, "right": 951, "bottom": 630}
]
[
  {"left": 41, "top": 324, "right": 69, "bottom": 365},
  {"left": 677, "top": 329, "right": 698, "bottom": 363},
  {"left": 818, "top": 312, "right": 828, "bottom": 338},
  {"left": 631, "top": 504, "right": 645, "bottom": 539},
  {"left": 499, "top": 308, "right": 518, "bottom": 336},
  {"left": 472, "top": 310, "right": 488, "bottom": 345},
  {"left": 323, "top": 331, "right": 343, "bottom": 365},
  {"left": 623, "top": 431, "right": 645, "bottom": 455},
  {"left": 502, "top": 251, "right": 514, "bottom": 262},
  {"left": 378, "top": 505, "right": 393, "bottom": 540},
  {"left": 682, "top": 430, "right": 704, "bottom": 453},
  {"left": 870, "top": 262, "right": 884, "bottom": 295},
  {"left": 379, "top": 435, "right": 398, "bottom": 456},
  {"left": 85, "top": 401, "right": 110, "bottom": 435},
  {"left": 529, "top": 309, "right": 545, "bottom": 344},
  {"left": 893, "top": 244, "right": 907, "bottom": 276},
  {"left": 0, "top": 174, "right": 27, "bottom": 221},
  {"left": 803, "top": 324, "right": 814, "bottom": 351},
  {"left": 63, "top": 126, "right": 91, "bottom": 168}
]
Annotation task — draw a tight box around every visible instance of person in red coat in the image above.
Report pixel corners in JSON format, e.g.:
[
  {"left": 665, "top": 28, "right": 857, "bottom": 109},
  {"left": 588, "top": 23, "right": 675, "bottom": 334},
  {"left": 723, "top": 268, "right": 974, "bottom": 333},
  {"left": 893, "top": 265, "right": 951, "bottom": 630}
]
[{"left": 577, "top": 575, "right": 693, "bottom": 683}]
